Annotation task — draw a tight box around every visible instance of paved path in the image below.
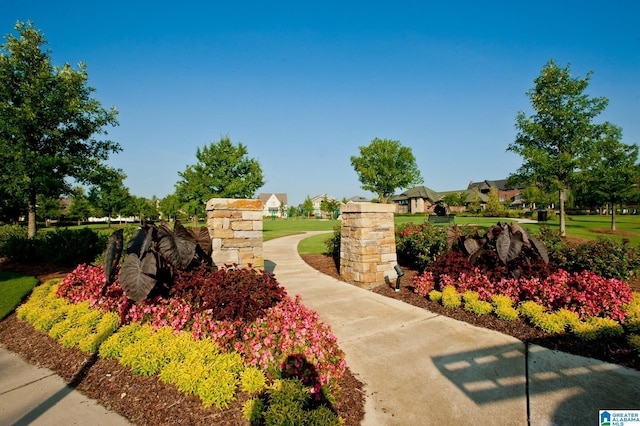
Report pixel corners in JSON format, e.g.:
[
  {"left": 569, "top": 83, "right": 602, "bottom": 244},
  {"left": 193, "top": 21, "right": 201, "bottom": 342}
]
[{"left": 265, "top": 232, "right": 640, "bottom": 425}]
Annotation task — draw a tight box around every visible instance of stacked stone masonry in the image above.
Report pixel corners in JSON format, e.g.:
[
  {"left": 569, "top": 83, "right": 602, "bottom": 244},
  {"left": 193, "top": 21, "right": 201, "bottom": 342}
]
[
  {"left": 205, "top": 198, "right": 264, "bottom": 269},
  {"left": 339, "top": 202, "right": 398, "bottom": 288}
]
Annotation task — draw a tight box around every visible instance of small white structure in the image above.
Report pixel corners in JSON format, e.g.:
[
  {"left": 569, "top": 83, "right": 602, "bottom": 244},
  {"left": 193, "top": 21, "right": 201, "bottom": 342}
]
[{"left": 258, "top": 193, "right": 288, "bottom": 217}]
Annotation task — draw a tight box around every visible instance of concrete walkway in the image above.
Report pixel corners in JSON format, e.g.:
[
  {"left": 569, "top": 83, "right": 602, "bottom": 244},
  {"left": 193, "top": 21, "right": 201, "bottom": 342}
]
[{"left": 264, "top": 232, "right": 640, "bottom": 425}]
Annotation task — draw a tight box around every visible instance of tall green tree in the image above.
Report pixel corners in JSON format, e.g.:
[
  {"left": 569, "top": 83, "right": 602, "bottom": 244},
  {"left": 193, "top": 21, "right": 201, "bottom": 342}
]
[
  {"left": 351, "top": 138, "right": 423, "bottom": 203},
  {"left": 441, "top": 192, "right": 467, "bottom": 207},
  {"left": 302, "top": 196, "right": 314, "bottom": 218},
  {"left": 0, "top": 21, "right": 120, "bottom": 237},
  {"left": 67, "top": 186, "right": 93, "bottom": 225},
  {"left": 175, "top": 136, "right": 264, "bottom": 223},
  {"left": 130, "top": 196, "right": 159, "bottom": 225},
  {"left": 580, "top": 125, "right": 639, "bottom": 230},
  {"left": 520, "top": 185, "right": 554, "bottom": 210},
  {"left": 320, "top": 196, "right": 340, "bottom": 219},
  {"left": 87, "top": 169, "right": 131, "bottom": 227},
  {"left": 507, "top": 60, "right": 611, "bottom": 236},
  {"left": 485, "top": 187, "right": 502, "bottom": 213},
  {"left": 158, "top": 193, "right": 182, "bottom": 222},
  {"left": 37, "top": 196, "right": 63, "bottom": 225}
]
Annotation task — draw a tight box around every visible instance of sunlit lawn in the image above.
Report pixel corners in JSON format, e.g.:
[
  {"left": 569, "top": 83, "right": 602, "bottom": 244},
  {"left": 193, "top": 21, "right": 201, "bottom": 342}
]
[
  {"left": 0, "top": 271, "right": 38, "bottom": 320},
  {"left": 40, "top": 212, "right": 640, "bottom": 251}
]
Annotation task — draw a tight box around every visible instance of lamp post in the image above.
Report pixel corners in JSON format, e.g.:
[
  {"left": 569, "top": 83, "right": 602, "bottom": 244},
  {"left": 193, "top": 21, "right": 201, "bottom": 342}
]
[{"left": 394, "top": 264, "right": 404, "bottom": 292}]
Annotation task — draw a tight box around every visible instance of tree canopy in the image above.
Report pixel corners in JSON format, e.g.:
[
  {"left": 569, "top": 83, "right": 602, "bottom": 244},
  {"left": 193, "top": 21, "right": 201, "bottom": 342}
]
[
  {"left": 0, "top": 21, "right": 120, "bottom": 236},
  {"left": 350, "top": 138, "right": 423, "bottom": 203},
  {"left": 578, "top": 124, "right": 639, "bottom": 229},
  {"left": 174, "top": 136, "right": 264, "bottom": 220},
  {"left": 507, "top": 60, "right": 614, "bottom": 236}
]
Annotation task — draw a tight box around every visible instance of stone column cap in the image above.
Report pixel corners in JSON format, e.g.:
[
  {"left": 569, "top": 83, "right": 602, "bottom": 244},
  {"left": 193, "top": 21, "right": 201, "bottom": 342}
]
[
  {"left": 340, "top": 202, "right": 396, "bottom": 214},
  {"left": 206, "top": 198, "right": 263, "bottom": 211}
]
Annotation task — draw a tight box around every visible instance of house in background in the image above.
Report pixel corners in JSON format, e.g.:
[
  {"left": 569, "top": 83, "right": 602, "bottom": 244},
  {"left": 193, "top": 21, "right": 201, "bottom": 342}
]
[
  {"left": 467, "top": 179, "right": 524, "bottom": 208},
  {"left": 310, "top": 194, "right": 340, "bottom": 218},
  {"left": 391, "top": 179, "right": 523, "bottom": 214},
  {"left": 390, "top": 186, "right": 440, "bottom": 214},
  {"left": 258, "top": 193, "right": 288, "bottom": 217}
]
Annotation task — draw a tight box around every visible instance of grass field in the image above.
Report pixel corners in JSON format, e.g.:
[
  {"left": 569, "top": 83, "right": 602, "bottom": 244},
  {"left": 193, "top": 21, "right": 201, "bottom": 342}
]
[
  {"left": 0, "top": 271, "right": 38, "bottom": 320},
  {"left": 39, "top": 213, "right": 640, "bottom": 252}
]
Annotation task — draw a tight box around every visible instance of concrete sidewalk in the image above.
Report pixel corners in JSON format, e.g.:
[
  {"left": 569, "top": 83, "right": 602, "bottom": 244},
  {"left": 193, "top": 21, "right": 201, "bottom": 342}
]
[
  {"left": 0, "top": 345, "right": 129, "bottom": 425},
  {"left": 264, "top": 232, "right": 640, "bottom": 425}
]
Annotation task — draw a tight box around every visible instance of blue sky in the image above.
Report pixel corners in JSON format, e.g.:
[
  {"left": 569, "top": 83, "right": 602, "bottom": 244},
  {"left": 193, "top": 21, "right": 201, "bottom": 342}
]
[{"left": 4, "top": 1, "right": 639, "bottom": 206}]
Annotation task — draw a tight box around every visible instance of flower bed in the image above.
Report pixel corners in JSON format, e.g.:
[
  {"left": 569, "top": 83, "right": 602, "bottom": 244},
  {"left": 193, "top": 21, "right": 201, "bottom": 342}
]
[{"left": 21, "top": 263, "right": 348, "bottom": 423}]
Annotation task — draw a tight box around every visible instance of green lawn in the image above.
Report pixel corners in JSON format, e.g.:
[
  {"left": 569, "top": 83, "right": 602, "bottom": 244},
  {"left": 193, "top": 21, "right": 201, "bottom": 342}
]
[
  {"left": 263, "top": 218, "right": 338, "bottom": 241},
  {"left": 0, "top": 271, "right": 38, "bottom": 320}
]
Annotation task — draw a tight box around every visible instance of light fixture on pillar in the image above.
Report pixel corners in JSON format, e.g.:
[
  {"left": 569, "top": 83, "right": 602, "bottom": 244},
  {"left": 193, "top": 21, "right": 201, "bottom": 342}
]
[{"left": 394, "top": 264, "right": 404, "bottom": 292}]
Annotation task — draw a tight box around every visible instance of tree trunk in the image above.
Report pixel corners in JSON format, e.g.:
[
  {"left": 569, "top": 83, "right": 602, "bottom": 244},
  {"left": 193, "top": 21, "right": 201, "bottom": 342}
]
[
  {"left": 27, "top": 194, "right": 37, "bottom": 239},
  {"left": 558, "top": 189, "right": 566, "bottom": 237},
  {"left": 611, "top": 199, "right": 617, "bottom": 231}
]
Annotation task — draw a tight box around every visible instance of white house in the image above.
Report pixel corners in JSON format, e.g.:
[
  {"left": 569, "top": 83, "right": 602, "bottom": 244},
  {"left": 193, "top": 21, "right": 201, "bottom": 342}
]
[
  {"left": 258, "top": 193, "right": 288, "bottom": 217},
  {"left": 310, "top": 194, "right": 340, "bottom": 218}
]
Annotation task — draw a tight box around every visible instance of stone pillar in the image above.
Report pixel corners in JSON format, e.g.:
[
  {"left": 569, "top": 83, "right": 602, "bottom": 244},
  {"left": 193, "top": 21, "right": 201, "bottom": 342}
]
[
  {"left": 339, "top": 202, "right": 398, "bottom": 289},
  {"left": 206, "top": 198, "right": 264, "bottom": 269}
]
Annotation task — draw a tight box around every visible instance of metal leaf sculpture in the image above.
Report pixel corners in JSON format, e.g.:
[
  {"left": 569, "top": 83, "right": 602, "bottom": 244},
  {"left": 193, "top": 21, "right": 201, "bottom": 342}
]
[
  {"left": 119, "top": 253, "right": 158, "bottom": 302},
  {"left": 157, "top": 222, "right": 197, "bottom": 269},
  {"left": 103, "top": 229, "right": 124, "bottom": 287}
]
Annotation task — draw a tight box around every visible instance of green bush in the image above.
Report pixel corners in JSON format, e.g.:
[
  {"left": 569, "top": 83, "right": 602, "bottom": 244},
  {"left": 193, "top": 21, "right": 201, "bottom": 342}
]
[
  {"left": 395, "top": 222, "right": 448, "bottom": 272},
  {"left": 628, "top": 334, "right": 640, "bottom": 351},
  {"left": 491, "top": 295, "right": 519, "bottom": 321},
  {"left": 537, "top": 226, "right": 640, "bottom": 281},
  {"left": 324, "top": 225, "right": 341, "bottom": 264},
  {"left": 240, "top": 366, "right": 267, "bottom": 394},
  {"left": 571, "top": 317, "right": 625, "bottom": 340},
  {"left": 464, "top": 299, "right": 493, "bottom": 315},
  {"left": 441, "top": 285, "right": 461, "bottom": 309},
  {"left": 428, "top": 290, "right": 442, "bottom": 303},
  {"left": 0, "top": 226, "right": 107, "bottom": 266}
]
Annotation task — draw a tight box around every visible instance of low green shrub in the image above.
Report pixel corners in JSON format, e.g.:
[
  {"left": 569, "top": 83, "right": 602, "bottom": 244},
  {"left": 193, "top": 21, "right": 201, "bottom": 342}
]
[
  {"left": 571, "top": 317, "right": 625, "bottom": 341},
  {"left": 623, "top": 292, "right": 640, "bottom": 333},
  {"left": 119, "top": 327, "right": 178, "bottom": 376},
  {"left": 306, "top": 405, "right": 342, "bottom": 426},
  {"left": 240, "top": 366, "right": 267, "bottom": 394},
  {"left": 396, "top": 222, "right": 448, "bottom": 272},
  {"left": 0, "top": 227, "right": 106, "bottom": 266},
  {"left": 99, "top": 323, "right": 147, "bottom": 359},
  {"left": 428, "top": 290, "right": 442, "bottom": 303},
  {"left": 462, "top": 291, "right": 480, "bottom": 303},
  {"left": 464, "top": 299, "right": 493, "bottom": 315},
  {"left": 529, "top": 311, "right": 567, "bottom": 334},
  {"left": 441, "top": 286, "right": 461, "bottom": 309},
  {"left": 491, "top": 295, "right": 519, "bottom": 320},
  {"left": 494, "top": 305, "right": 519, "bottom": 321},
  {"left": 519, "top": 301, "right": 545, "bottom": 319},
  {"left": 78, "top": 312, "right": 121, "bottom": 353},
  {"left": 628, "top": 334, "right": 640, "bottom": 351},
  {"left": 243, "top": 397, "right": 265, "bottom": 423}
]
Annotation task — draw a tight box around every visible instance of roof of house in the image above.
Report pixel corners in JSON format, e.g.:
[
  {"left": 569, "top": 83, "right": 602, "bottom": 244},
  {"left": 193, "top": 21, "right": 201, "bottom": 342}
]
[
  {"left": 310, "top": 194, "right": 338, "bottom": 203},
  {"left": 391, "top": 186, "right": 441, "bottom": 202},
  {"left": 467, "top": 179, "right": 524, "bottom": 191},
  {"left": 347, "top": 196, "right": 370, "bottom": 203},
  {"left": 258, "top": 193, "right": 288, "bottom": 205}
]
